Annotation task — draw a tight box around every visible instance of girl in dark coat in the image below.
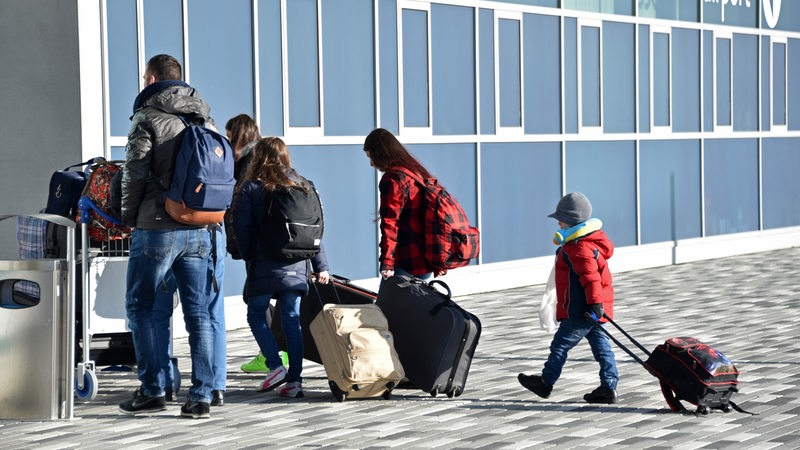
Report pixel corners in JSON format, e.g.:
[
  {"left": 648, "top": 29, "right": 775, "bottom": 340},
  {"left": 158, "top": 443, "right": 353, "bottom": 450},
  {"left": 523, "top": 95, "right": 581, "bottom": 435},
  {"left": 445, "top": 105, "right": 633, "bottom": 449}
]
[{"left": 233, "top": 137, "right": 330, "bottom": 398}]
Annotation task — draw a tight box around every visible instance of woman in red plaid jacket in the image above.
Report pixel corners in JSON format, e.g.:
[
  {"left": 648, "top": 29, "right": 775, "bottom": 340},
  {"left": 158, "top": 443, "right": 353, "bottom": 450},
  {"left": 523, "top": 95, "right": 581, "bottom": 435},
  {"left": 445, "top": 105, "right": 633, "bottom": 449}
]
[{"left": 363, "top": 128, "right": 446, "bottom": 283}]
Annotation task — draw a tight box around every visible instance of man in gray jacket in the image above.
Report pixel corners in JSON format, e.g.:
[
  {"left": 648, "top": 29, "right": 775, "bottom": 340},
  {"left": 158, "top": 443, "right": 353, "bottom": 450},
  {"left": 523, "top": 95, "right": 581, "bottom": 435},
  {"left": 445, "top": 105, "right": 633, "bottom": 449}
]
[{"left": 118, "top": 54, "right": 224, "bottom": 419}]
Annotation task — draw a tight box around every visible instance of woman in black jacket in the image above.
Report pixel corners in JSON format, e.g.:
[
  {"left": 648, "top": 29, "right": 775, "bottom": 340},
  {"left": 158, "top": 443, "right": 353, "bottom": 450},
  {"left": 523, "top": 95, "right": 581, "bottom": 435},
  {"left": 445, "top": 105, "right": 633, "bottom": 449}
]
[{"left": 233, "top": 137, "right": 330, "bottom": 398}]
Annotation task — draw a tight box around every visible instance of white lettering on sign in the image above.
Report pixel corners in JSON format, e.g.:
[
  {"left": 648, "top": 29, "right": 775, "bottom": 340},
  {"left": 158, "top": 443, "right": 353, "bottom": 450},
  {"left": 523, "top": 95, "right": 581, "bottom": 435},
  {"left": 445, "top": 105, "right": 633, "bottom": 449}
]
[
  {"left": 704, "top": 0, "right": 752, "bottom": 23},
  {"left": 763, "top": 0, "right": 783, "bottom": 28}
]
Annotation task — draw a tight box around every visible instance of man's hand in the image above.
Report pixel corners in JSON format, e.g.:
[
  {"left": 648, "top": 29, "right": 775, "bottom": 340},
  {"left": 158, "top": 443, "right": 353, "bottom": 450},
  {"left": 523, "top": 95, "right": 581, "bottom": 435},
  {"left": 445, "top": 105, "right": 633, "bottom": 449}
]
[{"left": 585, "top": 303, "right": 604, "bottom": 322}]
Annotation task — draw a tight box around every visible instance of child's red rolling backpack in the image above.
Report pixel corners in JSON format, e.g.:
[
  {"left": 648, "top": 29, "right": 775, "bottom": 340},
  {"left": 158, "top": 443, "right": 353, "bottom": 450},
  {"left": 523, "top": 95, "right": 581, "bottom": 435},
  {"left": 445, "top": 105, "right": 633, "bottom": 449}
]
[{"left": 593, "top": 315, "right": 755, "bottom": 415}]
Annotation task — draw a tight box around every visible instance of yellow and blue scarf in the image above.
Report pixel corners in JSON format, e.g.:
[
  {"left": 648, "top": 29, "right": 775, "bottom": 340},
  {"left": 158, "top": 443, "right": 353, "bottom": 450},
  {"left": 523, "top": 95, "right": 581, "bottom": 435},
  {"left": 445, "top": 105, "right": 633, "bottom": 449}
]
[{"left": 553, "top": 218, "right": 602, "bottom": 246}]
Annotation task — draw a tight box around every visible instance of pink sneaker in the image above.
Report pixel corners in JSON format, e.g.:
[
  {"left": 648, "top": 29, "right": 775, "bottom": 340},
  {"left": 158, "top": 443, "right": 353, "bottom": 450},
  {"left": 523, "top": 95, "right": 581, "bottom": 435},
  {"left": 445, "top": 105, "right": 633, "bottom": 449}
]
[
  {"left": 278, "top": 382, "right": 304, "bottom": 398},
  {"left": 258, "top": 366, "right": 288, "bottom": 392}
]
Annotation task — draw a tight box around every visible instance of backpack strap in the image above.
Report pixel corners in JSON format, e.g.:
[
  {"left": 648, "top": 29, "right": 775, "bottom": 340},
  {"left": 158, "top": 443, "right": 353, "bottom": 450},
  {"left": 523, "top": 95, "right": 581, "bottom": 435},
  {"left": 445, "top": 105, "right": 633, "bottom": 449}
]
[
  {"left": 391, "top": 166, "right": 432, "bottom": 187},
  {"left": 209, "top": 224, "right": 221, "bottom": 293},
  {"left": 728, "top": 400, "right": 758, "bottom": 415},
  {"left": 659, "top": 381, "right": 687, "bottom": 413}
]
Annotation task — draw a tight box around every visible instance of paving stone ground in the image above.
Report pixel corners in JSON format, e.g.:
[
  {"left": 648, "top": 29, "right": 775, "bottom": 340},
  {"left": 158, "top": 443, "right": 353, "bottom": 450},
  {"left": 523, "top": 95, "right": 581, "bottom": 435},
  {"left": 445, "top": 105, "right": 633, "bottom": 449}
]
[{"left": 2, "top": 247, "right": 799, "bottom": 449}]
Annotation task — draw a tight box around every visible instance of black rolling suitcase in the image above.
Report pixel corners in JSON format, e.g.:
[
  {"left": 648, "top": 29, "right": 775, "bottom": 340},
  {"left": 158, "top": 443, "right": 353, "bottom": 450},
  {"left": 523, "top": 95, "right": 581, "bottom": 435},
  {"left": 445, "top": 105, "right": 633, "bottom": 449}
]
[
  {"left": 596, "top": 315, "right": 753, "bottom": 415},
  {"left": 376, "top": 276, "right": 481, "bottom": 397},
  {"left": 271, "top": 274, "right": 376, "bottom": 364}
]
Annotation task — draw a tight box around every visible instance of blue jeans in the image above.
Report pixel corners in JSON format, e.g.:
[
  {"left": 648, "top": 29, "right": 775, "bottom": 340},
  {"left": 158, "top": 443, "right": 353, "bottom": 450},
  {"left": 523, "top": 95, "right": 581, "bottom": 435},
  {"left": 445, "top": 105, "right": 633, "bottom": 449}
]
[
  {"left": 151, "top": 273, "right": 177, "bottom": 392},
  {"left": 541, "top": 318, "right": 619, "bottom": 390},
  {"left": 151, "top": 229, "right": 227, "bottom": 392},
  {"left": 247, "top": 290, "right": 303, "bottom": 383},
  {"left": 126, "top": 228, "right": 216, "bottom": 402}
]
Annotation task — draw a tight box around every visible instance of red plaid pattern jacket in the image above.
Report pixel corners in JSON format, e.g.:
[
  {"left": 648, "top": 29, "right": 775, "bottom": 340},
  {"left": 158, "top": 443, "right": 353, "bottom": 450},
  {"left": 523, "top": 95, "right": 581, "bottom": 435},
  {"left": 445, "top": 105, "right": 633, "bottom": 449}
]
[{"left": 378, "top": 168, "right": 437, "bottom": 276}]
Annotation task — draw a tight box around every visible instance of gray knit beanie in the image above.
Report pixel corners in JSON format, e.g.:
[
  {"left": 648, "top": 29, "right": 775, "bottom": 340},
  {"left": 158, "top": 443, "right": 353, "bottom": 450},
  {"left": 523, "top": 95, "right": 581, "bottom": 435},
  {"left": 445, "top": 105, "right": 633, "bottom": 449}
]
[{"left": 548, "top": 192, "right": 592, "bottom": 226}]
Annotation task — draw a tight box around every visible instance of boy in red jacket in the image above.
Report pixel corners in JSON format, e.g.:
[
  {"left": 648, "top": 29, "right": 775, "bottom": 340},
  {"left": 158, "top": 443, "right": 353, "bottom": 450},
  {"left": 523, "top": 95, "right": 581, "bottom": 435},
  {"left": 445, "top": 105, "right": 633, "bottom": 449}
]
[{"left": 518, "top": 192, "right": 619, "bottom": 404}]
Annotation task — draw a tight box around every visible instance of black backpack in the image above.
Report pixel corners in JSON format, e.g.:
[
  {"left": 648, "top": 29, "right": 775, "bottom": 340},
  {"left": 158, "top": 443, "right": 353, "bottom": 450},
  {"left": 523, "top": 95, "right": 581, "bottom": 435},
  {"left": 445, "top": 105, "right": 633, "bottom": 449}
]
[{"left": 262, "top": 178, "right": 324, "bottom": 261}]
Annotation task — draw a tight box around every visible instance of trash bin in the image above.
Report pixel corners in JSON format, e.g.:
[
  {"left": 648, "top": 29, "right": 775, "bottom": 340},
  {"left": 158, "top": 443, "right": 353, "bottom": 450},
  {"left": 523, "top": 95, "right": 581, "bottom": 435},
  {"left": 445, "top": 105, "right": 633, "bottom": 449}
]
[{"left": 0, "top": 214, "right": 75, "bottom": 420}]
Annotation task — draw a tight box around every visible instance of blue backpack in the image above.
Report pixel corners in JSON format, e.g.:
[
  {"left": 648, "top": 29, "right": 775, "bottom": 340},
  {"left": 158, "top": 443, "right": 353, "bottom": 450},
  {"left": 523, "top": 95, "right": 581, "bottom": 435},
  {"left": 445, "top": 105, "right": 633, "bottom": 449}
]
[{"left": 164, "top": 116, "right": 235, "bottom": 225}]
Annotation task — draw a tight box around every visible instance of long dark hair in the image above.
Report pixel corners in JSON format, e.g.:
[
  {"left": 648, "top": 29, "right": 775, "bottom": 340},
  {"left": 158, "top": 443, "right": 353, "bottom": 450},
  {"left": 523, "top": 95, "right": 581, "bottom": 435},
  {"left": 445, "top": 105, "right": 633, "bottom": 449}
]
[
  {"left": 242, "top": 137, "right": 308, "bottom": 193},
  {"left": 363, "top": 128, "right": 432, "bottom": 179},
  {"left": 225, "top": 114, "right": 260, "bottom": 159}
]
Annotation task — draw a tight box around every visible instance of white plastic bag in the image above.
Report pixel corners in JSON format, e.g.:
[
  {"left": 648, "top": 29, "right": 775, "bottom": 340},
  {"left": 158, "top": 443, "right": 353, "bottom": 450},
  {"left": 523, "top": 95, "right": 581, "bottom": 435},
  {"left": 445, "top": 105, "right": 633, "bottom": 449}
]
[{"left": 538, "top": 265, "right": 557, "bottom": 333}]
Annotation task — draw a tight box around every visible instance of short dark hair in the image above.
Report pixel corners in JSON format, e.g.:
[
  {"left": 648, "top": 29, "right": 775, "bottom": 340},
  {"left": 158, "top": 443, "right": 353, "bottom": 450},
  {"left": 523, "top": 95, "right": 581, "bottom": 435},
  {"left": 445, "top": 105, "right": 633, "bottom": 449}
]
[{"left": 146, "top": 54, "right": 182, "bottom": 81}]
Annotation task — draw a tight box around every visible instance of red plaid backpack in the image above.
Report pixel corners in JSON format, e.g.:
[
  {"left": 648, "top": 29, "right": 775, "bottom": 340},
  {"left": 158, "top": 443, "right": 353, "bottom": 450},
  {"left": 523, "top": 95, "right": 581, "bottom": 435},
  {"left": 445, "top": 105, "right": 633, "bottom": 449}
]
[
  {"left": 76, "top": 161, "right": 132, "bottom": 244},
  {"left": 394, "top": 168, "right": 480, "bottom": 270}
]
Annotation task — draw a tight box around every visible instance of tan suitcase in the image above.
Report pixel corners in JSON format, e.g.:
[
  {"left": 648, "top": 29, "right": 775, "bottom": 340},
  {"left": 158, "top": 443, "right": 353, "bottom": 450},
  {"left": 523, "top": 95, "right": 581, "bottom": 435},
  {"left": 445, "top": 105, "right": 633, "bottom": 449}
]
[{"left": 309, "top": 303, "right": 404, "bottom": 401}]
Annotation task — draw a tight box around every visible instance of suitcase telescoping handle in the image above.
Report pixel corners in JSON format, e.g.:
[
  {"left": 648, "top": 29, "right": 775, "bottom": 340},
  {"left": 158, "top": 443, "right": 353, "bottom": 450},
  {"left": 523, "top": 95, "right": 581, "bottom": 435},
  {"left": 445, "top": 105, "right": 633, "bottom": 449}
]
[
  {"left": 591, "top": 314, "right": 652, "bottom": 369},
  {"left": 308, "top": 266, "right": 345, "bottom": 310}
]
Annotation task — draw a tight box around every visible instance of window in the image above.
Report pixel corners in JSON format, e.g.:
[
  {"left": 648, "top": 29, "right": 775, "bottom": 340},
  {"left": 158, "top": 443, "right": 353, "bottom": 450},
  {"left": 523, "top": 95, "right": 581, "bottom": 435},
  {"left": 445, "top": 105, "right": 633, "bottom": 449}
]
[
  {"left": 431, "top": 4, "right": 475, "bottom": 135},
  {"left": 602, "top": 21, "right": 635, "bottom": 133},
  {"left": 524, "top": 13, "right": 562, "bottom": 134},
  {"left": 579, "top": 19, "right": 602, "bottom": 133},
  {"left": 651, "top": 26, "right": 671, "bottom": 132},
  {"left": 321, "top": 0, "right": 375, "bottom": 136},
  {"left": 714, "top": 31, "right": 732, "bottom": 130},
  {"left": 187, "top": 0, "right": 254, "bottom": 126},
  {"left": 399, "top": 1, "right": 432, "bottom": 136},
  {"left": 671, "top": 28, "right": 700, "bottom": 132}
]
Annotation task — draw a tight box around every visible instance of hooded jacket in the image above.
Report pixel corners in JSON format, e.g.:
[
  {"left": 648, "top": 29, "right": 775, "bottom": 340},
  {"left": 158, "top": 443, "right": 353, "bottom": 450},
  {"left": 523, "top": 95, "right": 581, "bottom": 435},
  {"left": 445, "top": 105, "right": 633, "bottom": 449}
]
[
  {"left": 121, "top": 82, "right": 215, "bottom": 229},
  {"left": 554, "top": 228, "right": 615, "bottom": 323}
]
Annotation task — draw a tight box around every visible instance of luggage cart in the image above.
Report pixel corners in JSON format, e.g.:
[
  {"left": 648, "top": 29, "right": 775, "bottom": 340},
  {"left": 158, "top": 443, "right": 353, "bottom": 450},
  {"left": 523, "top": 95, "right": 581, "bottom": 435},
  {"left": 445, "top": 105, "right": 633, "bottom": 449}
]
[{"left": 76, "top": 197, "right": 181, "bottom": 401}]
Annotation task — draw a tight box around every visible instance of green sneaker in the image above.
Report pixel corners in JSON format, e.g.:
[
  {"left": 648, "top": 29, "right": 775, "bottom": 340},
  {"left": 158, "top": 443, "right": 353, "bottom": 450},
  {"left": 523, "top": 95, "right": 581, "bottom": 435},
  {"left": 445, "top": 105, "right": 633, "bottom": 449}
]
[
  {"left": 241, "top": 352, "right": 268, "bottom": 373},
  {"left": 280, "top": 350, "right": 289, "bottom": 367},
  {"left": 240, "top": 351, "right": 290, "bottom": 373}
]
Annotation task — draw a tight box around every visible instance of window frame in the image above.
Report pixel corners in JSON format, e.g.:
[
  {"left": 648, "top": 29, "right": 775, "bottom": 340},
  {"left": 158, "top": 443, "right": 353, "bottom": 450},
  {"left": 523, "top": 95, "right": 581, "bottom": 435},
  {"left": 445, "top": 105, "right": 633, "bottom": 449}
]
[
  {"left": 771, "top": 36, "right": 788, "bottom": 131},
  {"left": 280, "top": 0, "right": 325, "bottom": 140},
  {"left": 713, "top": 30, "right": 733, "bottom": 133},
  {"left": 577, "top": 18, "right": 603, "bottom": 136},
  {"left": 397, "top": 0, "right": 433, "bottom": 138},
  {"left": 650, "top": 25, "right": 672, "bottom": 134},
  {"left": 494, "top": 9, "right": 524, "bottom": 137}
]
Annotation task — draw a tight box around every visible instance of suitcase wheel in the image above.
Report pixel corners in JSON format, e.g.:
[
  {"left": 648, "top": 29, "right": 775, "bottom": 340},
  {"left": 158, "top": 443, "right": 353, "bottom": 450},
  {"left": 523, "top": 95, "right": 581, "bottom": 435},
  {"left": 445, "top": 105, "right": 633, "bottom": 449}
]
[
  {"left": 429, "top": 388, "right": 438, "bottom": 398},
  {"left": 352, "top": 384, "right": 361, "bottom": 392},
  {"left": 329, "top": 380, "right": 347, "bottom": 402},
  {"left": 720, "top": 403, "right": 732, "bottom": 413},
  {"left": 382, "top": 389, "right": 392, "bottom": 400},
  {"left": 695, "top": 405, "right": 711, "bottom": 415},
  {"left": 75, "top": 367, "right": 98, "bottom": 401}
]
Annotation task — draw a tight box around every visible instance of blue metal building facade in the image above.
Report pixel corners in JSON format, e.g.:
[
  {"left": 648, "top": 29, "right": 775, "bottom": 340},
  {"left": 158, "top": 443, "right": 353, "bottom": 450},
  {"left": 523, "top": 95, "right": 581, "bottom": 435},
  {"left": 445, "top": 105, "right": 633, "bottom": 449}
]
[{"left": 100, "top": 0, "right": 800, "bottom": 295}]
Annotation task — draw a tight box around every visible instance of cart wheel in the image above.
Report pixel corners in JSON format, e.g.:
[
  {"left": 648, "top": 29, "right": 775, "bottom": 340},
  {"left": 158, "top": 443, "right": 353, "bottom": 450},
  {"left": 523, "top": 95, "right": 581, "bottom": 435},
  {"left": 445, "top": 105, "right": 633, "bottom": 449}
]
[
  {"left": 75, "top": 368, "right": 98, "bottom": 401},
  {"left": 171, "top": 357, "right": 181, "bottom": 393},
  {"left": 329, "top": 380, "right": 347, "bottom": 402}
]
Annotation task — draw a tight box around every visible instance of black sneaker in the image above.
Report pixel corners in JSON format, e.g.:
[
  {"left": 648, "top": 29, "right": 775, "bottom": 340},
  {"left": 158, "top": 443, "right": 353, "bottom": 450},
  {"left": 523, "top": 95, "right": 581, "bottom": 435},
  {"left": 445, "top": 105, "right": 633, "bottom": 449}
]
[
  {"left": 518, "top": 374, "right": 552, "bottom": 399},
  {"left": 181, "top": 400, "right": 211, "bottom": 419},
  {"left": 165, "top": 388, "right": 177, "bottom": 402},
  {"left": 583, "top": 386, "right": 618, "bottom": 404},
  {"left": 211, "top": 390, "right": 224, "bottom": 407},
  {"left": 119, "top": 391, "right": 167, "bottom": 415}
]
